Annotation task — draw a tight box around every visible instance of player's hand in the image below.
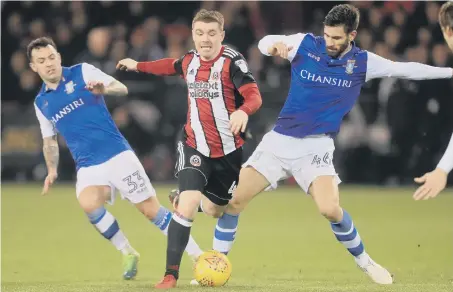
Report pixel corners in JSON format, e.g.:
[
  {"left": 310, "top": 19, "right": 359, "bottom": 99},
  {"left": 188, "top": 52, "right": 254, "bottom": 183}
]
[
  {"left": 86, "top": 81, "right": 106, "bottom": 95},
  {"left": 268, "top": 42, "right": 294, "bottom": 59},
  {"left": 116, "top": 58, "right": 138, "bottom": 72},
  {"left": 413, "top": 168, "right": 447, "bottom": 200},
  {"left": 42, "top": 171, "right": 58, "bottom": 195},
  {"left": 229, "top": 110, "right": 248, "bottom": 135}
]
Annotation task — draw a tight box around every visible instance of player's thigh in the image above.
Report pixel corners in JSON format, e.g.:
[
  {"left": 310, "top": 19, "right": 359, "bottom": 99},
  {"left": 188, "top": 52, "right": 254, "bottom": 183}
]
[
  {"left": 175, "top": 142, "right": 212, "bottom": 216},
  {"left": 175, "top": 141, "right": 211, "bottom": 193},
  {"left": 108, "top": 150, "right": 157, "bottom": 204},
  {"left": 241, "top": 138, "right": 290, "bottom": 192},
  {"left": 290, "top": 136, "right": 341, "bottom": 193},
  {"left": 76, "top": 165, "right": 113, "bottom": 212},
  {"left": 290, "top": 138, "right": 342, "bottom": 217},
  {"left": 204, "top": 148, "right": 243, "bottom": 209}
]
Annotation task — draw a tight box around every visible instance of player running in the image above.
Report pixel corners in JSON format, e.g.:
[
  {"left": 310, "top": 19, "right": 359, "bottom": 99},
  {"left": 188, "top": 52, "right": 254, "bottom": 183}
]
[
  {"left": 206, "top": 4, "right": 453, "bottom": 285},
  {"left": 29, "top": 37, "right": 203, "bottom": 280},
  {"left": 413, "top": 1, "right": 453, "bottom": 200},
  {"left": 117, "top": 9, "right": 262, "bottom": 289}
]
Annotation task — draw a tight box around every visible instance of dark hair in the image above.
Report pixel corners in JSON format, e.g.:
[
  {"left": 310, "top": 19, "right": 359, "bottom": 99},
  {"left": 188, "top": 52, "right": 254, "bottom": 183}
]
[
  {"left": 439, "top": 2, "right": 453, "bottom": 30},
  {"left": 324, "top": 4, "right": 360, "bottom": 33},
  {"left": 26, "top": 37, "right": 57, "bottom": 61}
]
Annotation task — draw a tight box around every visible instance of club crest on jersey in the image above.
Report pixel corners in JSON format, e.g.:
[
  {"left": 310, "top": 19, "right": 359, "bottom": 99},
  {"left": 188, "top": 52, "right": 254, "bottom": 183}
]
[
  {"left": 211, "top": 71, "right": 220, "bottom": 81},
  {"left": 235, "top": 59, "right": 248, "bottom": 73},
  {"left": 345, "top": 60, "right": 356, "bottom": 74},
  {"left": 189, "top": 69, "right": 195, "bottom": 75},
  {"left": 190, "top": 155, "right": 201, "bottom": 167},
  {"left": 65, "top": 81, "right": 76, "bottom": 94}
]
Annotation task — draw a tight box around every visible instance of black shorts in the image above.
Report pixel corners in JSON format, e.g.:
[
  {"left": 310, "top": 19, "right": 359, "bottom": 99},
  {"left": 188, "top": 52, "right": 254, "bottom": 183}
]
[{"left": 174, "top": 142, "right": 242, "bottom": 206}]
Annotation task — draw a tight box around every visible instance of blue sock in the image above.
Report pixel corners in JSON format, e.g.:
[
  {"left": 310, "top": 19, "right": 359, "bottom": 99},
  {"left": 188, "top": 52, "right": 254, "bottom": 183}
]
[
  {"left": 213, "top": 213, "right": 239, "bottom": 255},
  {"left": 150, "top": 206, "right": 172, "bottom": 235},
  {"left": 331, "top": 209, "right": 364, "bottom": 257},
  {"left": 86, "top": 207, "right": 133, "bottom": 254}
]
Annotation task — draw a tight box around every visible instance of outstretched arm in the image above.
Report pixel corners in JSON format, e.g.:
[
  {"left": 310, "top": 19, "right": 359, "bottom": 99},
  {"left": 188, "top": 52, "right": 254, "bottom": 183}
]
[
  {"left": 366, "top": 52, "right": 453, "bottom": 82},
  {"left": 117, "top": 58, "right": 181, "bottom": 76}
]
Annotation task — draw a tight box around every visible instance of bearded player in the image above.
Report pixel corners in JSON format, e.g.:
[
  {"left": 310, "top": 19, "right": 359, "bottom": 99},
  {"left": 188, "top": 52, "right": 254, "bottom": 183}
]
[
  {"left": 413, "top": 1, "right": 453, "bottom": 200},
  {"left": 117, "top": 9, "right": 262, "bottom": 288},
  {"left": 201, "top": 4, "right": 452, "bottom": 285}
]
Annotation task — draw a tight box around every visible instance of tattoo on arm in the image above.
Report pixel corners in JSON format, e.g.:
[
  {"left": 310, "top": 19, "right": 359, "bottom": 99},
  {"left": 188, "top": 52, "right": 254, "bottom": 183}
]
[
  {"left": 104, "top": 80, "right": 128, "bottom": 96},
  {"left": 43, "top": 135, "right": 59, "bottom": 173}
]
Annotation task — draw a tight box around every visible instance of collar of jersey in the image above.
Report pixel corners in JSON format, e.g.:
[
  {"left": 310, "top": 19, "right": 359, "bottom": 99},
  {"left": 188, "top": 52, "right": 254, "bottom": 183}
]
[
  {"left": 321, "top": 40, "right": 357, "bottom": 64},
  {"left": 40, "top": 67, "right": 71, "bottom": 94},
  {"left": 197, "top": 46, "right": 226, "bottom": 64}
]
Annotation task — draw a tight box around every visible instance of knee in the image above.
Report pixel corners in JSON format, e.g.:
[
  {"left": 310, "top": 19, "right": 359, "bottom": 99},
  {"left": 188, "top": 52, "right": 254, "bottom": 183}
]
[
  {"left": 317, "top": 203, "right": 342, "bottom": 221},
  {"left": 226, "top": 196, "right": 246, "bottom": 215},
  {"left": 200, "top": 201, "right": 224, "bottom": 218},
  {"left": 177, "top": 190, "right": 202, "bottom": 216}
]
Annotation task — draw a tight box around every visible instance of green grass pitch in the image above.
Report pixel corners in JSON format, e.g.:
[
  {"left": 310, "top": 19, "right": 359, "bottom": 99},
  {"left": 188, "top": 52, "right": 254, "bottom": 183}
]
[{"left": 2, "top": 183, "right": 452, "bottom": 291}]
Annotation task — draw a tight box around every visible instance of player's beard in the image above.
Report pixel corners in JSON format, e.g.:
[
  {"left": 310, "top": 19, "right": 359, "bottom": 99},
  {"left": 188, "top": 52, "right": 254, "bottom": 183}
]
[{"left": 327, "top": 40, "right": 350, "bottom": 58}]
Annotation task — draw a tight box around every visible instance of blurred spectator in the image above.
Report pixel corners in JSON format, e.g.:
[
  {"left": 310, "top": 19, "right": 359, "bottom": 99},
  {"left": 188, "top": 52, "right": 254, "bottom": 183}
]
[{"left": 1, "top": 1, "right": 452, "bottom": 185}]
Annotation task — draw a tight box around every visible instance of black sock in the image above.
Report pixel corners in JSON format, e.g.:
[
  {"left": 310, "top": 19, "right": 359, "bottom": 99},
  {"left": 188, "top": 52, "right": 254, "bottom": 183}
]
[{"left": 165, "top": 212, "right": 193, "bottom": 279}]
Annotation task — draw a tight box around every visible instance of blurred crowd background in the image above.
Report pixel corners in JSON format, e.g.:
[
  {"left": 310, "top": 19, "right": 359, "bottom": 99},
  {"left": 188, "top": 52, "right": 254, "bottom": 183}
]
[{"left": 2, "top": 1, "right": 453, "bottom": 187}]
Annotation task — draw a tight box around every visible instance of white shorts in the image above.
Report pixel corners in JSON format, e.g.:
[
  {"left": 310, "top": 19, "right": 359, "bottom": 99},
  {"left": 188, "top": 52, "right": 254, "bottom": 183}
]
[
  {"left": 243, "top": 130, "right": 341, "bottom": 193},
  {"left": 76, "top": 150, "right": 156, "bottom": 204}
]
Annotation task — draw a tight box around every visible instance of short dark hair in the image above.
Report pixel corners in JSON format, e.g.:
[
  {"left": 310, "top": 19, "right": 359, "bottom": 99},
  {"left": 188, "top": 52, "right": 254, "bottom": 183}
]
[
  {"left": 439, "top": 2, "right": 453, "bottom": 30},
  {"left": 192, "top": 9, "right": 224, "bottom": 30},
  {"left": 26, "top": 37, "right": 57, "bottom": 61},
  {"left": 324, "top": 4, "right": 360, "bottom": 33}
]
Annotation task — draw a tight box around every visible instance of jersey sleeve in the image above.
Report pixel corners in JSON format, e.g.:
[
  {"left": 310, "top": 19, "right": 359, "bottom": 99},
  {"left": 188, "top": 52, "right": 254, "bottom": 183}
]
[
  {"left": 230, "top": 54, "right": 256, "bottom": 90},
  {"left": 365, "top": 52, "right": 453, "bottom": 82},
  {"left": 81, "top": 63, "right": 116, "bottom": 86},
  {"left": 34, "top": 103, "right": 56, "bottom": 138},
  {"left": 437, "top": 133, "right": 453, "bottom": 174},
  {"left": 257, "top": 33, "right": 306, "bottom": 62},
  {"left": 173, "top": 55, "right": 185, "bottom": 76}
]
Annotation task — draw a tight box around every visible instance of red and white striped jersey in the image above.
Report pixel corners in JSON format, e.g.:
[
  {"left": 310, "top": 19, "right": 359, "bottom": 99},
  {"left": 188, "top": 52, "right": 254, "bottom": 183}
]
[{"left": 174, "top": 46, "right": 257, "bottom": 158}]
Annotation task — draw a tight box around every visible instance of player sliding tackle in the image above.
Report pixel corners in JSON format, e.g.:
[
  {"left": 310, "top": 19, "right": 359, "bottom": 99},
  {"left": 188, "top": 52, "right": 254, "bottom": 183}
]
[
  {"left": 29, "top": 37, "right": 203, "bottom": 280},
  {"left": 117, "top": 9, "right": 262, "bottom": 289},
  {"left": 413, "top": 1, "right": 453, "bottom": 201},
  {"left": 212, "top": 4, "right": 453, "bottom": 285}
]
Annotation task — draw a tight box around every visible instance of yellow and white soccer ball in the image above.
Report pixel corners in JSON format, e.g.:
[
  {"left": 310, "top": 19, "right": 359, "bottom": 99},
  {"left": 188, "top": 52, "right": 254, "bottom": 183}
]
[{"left": 193, "top": 250, "right": 232, "bottom": 287}]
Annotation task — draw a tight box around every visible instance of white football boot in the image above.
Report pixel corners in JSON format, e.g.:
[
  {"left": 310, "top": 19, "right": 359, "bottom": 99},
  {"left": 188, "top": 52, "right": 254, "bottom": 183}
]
[{"left": 355, "top": 253, "right": 393, "bottom": 284}]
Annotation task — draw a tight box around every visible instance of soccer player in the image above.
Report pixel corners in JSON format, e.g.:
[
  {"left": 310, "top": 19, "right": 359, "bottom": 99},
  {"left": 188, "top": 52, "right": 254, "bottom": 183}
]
[
  {"left": 413, "top": 1, "right": 453, "bottom": 200},
  {"left": 29, "top": 37, "right": 203, "bottom": 280},
  {"left": 207, "top": 4, "right": 453, "bottom": 285},
  {"left": 116, "top": 9, "right": 262, "bottom": 288}
]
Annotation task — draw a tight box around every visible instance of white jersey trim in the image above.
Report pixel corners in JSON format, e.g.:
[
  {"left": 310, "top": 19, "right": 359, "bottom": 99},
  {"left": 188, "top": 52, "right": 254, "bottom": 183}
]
[
  {"left": 258, "top": 33, "right": 306, "bottom": 62},
  {"left": 81, "top": 63, "right": 115, "bottom": 86},
  {"left": 437, "top": 133, "right": 453, "bottom": 174},
  {"left": 34, "top": 103, "right": 57, "bottom": 138},
  {"left": 365, "top": 52, "right": 453, "bottom": 82},
  {"left": 210, "top": 57, "right": 236, "bottom": 154},
  {"left": 186, "top": 55, "right": 210, "bottom": 156}
]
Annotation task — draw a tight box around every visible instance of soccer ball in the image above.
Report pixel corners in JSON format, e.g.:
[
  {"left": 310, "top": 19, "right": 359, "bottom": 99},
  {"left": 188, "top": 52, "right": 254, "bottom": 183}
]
[{"left": 193, "top": 250, "right": 232, "bottom": 287}]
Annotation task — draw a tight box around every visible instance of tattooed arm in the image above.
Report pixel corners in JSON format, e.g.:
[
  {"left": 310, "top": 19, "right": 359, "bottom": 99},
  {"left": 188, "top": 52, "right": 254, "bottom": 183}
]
[
  {"left": 42, "top": 135, "right": 59, "bottom": 194},
  {"left": 43, "top": 135, "right": 59, "bottom": 174}
]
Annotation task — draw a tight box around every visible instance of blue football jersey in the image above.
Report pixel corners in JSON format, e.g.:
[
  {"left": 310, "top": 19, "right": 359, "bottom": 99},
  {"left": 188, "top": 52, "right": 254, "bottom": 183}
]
[
  {"left": 34, "top": 63, "right": 131, "bottom": 169},
  {"left": 258, "top": 33, "right": 453, "bottom": 139}
]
